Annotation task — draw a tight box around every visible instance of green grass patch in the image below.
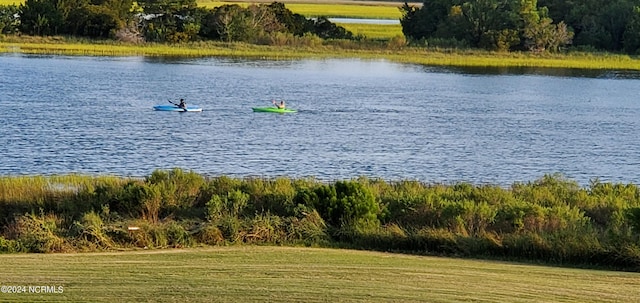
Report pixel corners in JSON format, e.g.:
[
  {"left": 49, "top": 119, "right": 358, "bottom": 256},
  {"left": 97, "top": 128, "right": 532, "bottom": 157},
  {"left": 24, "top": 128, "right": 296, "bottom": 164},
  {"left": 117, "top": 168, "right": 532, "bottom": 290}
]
[
  {"left": 0, "top": 174, "right": 127, "bottom": 203},
  {"left": 338, "top": 23, "right": 402, "bottom": 40},
  {"left": 0, "top": 246, "right": 637, "bottom": 303},
  {"left": 199, "top": 1, "right": 403, "bottom": 19},
  {"left": 3, "top": 0, "right": 406, "bottom": 19},
  {"left": 274, "top": 2, "right": 402, "bottom": 19}
]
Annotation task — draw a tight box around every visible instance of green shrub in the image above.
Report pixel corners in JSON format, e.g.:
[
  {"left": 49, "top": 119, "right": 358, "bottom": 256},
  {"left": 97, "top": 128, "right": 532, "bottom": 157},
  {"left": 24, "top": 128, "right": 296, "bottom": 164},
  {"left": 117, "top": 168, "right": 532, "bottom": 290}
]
[
  {"left": 194, "top": 223, "right": 224, "bottom": 245},
  {"left": 312, "top": 180, "right": 380, "bottom": 227},
  {"left": 141, "top": 184, "right": 162, "bottom": 223},
  {"left": 625, "top": 207, "right": 640, "bottom": 232},
  {"left": 285, "top": 209, "right": 328, "bottom": 243},
  {"left": 198, "top": 176, "right": 243, "bottom": 205},
  {"left": 72, "top": 211, "right": 114, "bottom": 250},
  {"left": 346, "top": 223, "right": 411, "bottom": 251},
  {"left": 0, "top": 236, "right": 21, "bottom": 253},
  {"left": 245, "top": 213, "right": 286, "bottom": 244},
  {"left": 147, "top": 168, "right": 205, "bottom": 211},
  {"left": 502, "top": 232, "right": 551, "bottom": 260},
  {"left": 217, "top": 216, "right": 243, "bottom": 242},
  {"left": 13, "top": 213, "right": 68, "bottom": 253},
  {"left": 206, "top": 190, "right": 249, "bottom": 221},
  {"left": 94, "top": 180, "right": 146, "bottom": 219},
  {"left": 122, "top": 220, "right": 169, "bottom": 248},
  {"left": 493, "top": 201, "right": 546, "bottom": 233},
  {"left": 456, "top": 232, "right": 504, "bottom": 256},
  {"left": 414, "top": 228, "right": 460, "bottom": 254},
  {"left": 378, "top": 180, "right": 428, "bottom": 224},
  {"left": 512, "top": 174, "right": 581, "bottom": 208},
  {"left": 164, "top": 221, "right": 193, "bottom": 247}
]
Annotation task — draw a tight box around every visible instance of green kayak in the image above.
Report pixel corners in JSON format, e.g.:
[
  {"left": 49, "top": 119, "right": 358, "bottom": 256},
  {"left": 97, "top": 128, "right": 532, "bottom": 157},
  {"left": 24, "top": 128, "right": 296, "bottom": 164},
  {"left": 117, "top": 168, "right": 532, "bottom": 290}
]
[{"left": 252, "top": 107, "right": 297, "bottom": 113}]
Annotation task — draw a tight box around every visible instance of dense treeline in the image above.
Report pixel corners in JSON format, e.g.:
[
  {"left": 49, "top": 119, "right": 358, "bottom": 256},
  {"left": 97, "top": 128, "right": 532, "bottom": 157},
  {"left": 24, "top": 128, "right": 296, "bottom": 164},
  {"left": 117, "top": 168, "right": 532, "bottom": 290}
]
[
  {"left": 3, "top": 1, "right": 640, "bottom": 54},
  {"left": 1, "top": 169, "right": 639, "bottom": 272},
  {"left": 0, "top": 0, "right": 353, "bottom": 43},
  {"left": 401, "top": 0, "right": 640, "bottom": 53}
]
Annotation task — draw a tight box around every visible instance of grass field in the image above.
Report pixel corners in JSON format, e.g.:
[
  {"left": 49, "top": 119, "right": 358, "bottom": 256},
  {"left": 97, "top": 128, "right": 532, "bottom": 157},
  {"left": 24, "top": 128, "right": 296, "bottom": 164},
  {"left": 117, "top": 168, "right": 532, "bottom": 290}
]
[
  {"left": 0, "top": 246, "right": 638, "bottom": 303},
  {"left": 0, "top": 0, "right": 404, "bottom": 19},
  {"left": 198, "top": 1, "right": 405, "bottom": 19},
  {"left": 337, "top": 23, "right": 402, "bottom": 39}
]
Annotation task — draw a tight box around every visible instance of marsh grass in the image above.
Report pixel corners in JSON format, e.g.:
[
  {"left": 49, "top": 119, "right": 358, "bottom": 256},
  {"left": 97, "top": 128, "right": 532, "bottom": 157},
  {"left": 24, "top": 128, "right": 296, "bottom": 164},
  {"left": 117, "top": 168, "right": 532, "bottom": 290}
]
[
  {"left": 199, "top": 1, "right": 403, "bottom": 19},
  {"left": 338, "top": 23, "right": 402, "bottom": 39},
  {"left": 3, "top": 37, "right": 640, "bottom": 70},
  {"left": 0, "top": 175, "right": 126, "bottom": 204},
  {"left": 3, "top": 0, "right": 406, "bottom": 20},
  {"left": 273, "top": 2, "right": 402, "bottom": 19},
  {"left": 0, "top": 246, "right": 637, "bottom": 303}
]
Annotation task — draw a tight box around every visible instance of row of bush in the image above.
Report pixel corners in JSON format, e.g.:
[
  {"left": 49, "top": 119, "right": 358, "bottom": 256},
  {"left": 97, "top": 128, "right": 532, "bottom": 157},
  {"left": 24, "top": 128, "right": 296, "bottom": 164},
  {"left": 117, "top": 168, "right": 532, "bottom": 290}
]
[{"left": 1, "top": 169, "right": 639, "bottom": 271}]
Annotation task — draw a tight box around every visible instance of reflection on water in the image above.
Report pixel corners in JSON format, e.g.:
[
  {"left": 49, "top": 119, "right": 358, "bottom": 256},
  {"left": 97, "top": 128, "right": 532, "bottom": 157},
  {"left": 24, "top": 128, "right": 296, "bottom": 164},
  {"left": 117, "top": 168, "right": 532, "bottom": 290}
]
[
  {"left": 433, "top": 65, "right": 640, "bottom": 79},
  {"left": 1, "top": 54, "right": 639, "bottom": 186}
]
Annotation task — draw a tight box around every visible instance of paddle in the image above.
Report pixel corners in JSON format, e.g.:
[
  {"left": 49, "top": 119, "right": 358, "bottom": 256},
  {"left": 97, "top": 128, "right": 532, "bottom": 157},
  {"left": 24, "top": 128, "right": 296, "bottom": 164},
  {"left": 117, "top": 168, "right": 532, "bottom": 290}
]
[{"left": 169, "top": 99, "right": 187, "bottom": 112}]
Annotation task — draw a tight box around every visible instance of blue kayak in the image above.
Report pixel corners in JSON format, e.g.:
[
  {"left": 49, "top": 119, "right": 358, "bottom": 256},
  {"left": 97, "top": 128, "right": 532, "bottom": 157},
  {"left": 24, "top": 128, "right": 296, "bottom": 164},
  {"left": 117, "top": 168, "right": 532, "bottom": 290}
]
[{"left": 153, "top": 105, "right": 202, "bottom": 112}]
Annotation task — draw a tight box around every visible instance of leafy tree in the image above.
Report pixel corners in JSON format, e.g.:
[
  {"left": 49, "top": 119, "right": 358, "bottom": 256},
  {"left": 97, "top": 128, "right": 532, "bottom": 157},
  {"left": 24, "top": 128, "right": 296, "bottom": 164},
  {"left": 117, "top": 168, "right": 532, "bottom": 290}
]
[
  {"left": 19, "top": 0, "right": 131, "bottom": 38},
  {"left": 196, "top": 7, "right": 220, "bottom": 40},
  {"left": 0, "top": 4, "right": 20, "bottom": 34},
  {"left": 460, "top": 0, "right": 518, "bottom": 47},
  {"left": 599, "top": 0, "right": 635, "bottom": 51},
  {"left": 137, "top": 0, "right": 198, "bottom": 42},
  {"left": 243, "top": 4, "right": 284, "bottom": 41},
  {"left": 204, "top": 4, "right": 246, "bottom": 42},
  {"left": 400, "top": 0, "right": 453, "bottom": 41},
  {"left": 137, "top": 0, "right": 195, "bottom": 15},
  {"left": 267, "top": 1, "right": 312, "bottom": 36},
  {"left": 20, "top": 0, "right": 64, "bottom": 35},
  {"left": 201, "top": 3, "right": 349, "bottom": 43},
  {"left": 623, "top": 6, "right": 640, "bottom": 54},
  {"left": 523, "top": 17, "right": 573, "bottom": 52},
  {"left": 546, "top": 0, "right": 632, "bottom": 51},
  {"left": 311, "top": 181, "right": 379, "bottom": 227},
  {"left": 519, "top": 2, "right": 573, "bottom": 52},
  {"left": 312, "top": 16, "right": 352, "bottom": 40},
  {"left": 83, "top": 5, "right": 121, "bottom": 37}
]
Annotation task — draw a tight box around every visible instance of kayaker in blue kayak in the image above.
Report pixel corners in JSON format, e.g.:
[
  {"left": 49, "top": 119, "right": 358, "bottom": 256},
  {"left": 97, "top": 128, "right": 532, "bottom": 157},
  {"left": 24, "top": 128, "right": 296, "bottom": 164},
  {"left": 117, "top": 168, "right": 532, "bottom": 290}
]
[
  {"left": 178, "top": 98, "right": 187, "bottom": 110},
  {"left": 272, "top": 100, "right": 285, "bottom": 109}
]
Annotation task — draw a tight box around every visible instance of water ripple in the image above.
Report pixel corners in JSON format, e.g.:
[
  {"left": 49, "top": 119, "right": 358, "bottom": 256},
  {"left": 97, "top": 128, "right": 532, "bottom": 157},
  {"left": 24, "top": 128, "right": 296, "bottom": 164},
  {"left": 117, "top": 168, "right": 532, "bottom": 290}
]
[{"left": 1, "top": 55, "right": 640, "bottom": 186}]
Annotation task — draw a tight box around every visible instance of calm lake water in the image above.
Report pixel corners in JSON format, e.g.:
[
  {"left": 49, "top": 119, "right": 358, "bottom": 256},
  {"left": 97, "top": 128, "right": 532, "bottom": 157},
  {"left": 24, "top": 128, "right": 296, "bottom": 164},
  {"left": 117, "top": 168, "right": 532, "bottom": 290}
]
[{"left": 1, "top": 54, "right": 639, "bottom": 186}]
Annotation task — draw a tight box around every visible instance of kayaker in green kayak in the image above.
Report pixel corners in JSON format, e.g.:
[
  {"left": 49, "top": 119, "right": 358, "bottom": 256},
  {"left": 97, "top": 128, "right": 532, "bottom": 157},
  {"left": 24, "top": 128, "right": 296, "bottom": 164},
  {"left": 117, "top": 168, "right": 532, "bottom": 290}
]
[{"left": 272, "top": 100, "right": 285, "bottom": 109}]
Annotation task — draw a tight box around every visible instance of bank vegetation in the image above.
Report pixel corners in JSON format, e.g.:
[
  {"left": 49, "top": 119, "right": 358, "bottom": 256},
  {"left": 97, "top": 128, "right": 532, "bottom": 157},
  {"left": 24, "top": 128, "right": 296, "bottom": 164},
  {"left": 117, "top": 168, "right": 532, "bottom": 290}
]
[{"left": 1, "top": 170, "right": 639, "bottom": 272}]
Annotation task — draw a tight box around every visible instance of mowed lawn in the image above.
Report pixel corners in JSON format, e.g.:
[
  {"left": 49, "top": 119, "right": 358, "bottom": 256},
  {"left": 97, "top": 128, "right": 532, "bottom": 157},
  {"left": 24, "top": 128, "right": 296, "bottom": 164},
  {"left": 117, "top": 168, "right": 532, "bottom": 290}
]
[{"left": 0, "top": 246, "right": 638, "bottom": 303}]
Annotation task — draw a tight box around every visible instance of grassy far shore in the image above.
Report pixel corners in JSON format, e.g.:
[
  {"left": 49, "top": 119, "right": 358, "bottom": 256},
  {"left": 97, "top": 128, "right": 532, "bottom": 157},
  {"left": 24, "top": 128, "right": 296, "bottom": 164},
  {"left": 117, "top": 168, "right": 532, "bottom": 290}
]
[
  {"left": 2, "top": 0, "right": 640, "bottom": 70},
  {"left": 0, "top": 0, "right": 409, "bottom": 18},
  {"left": 2, "top": 35, "right": 640, "bottom": 70},
  {"left": 200, "top": 1, "right": 405, "bottom": 18},
  {"left": 1, "top": 0, "right": 413, "bottom": 18},
  {"left": 0, "top": 246, "right": 638, "bottom": 303}
]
